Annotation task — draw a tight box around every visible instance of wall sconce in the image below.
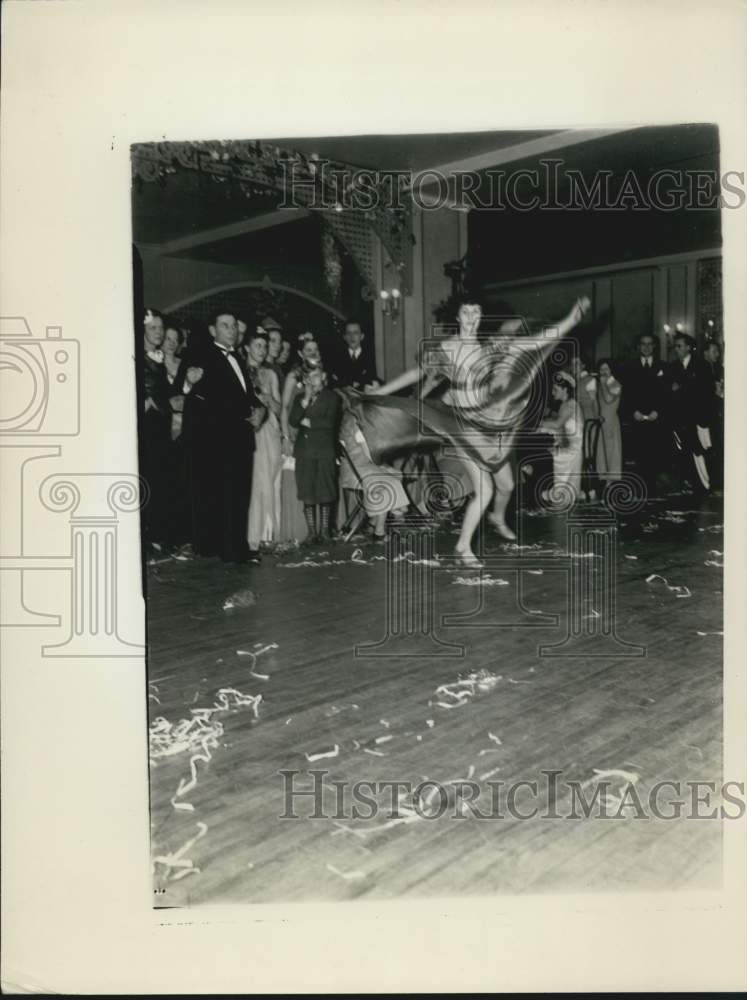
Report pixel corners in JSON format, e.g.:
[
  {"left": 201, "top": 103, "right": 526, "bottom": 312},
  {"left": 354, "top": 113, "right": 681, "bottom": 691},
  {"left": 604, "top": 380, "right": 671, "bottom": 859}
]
[
  {"left": 662, "top": 321, "right": 685, "bottom": 344},
  {"left": 379, "top": 287, "right": 401, "bottom": 321}
]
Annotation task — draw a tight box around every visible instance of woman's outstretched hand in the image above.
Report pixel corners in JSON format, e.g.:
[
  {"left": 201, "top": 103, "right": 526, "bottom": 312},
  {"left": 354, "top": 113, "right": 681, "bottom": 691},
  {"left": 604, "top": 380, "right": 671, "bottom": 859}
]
[{"left": 569, "top": 296, "right": 591, "bottom": 326}]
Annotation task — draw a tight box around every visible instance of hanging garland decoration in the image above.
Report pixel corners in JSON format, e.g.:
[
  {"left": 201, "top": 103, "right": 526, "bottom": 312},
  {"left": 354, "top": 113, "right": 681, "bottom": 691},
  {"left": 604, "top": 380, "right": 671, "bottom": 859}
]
[
  {"left": 321, "top": 225, "right": 343, "bottom": 303},
  {"left": 131, "top": 139, "right": 413, "bottom": 293}
]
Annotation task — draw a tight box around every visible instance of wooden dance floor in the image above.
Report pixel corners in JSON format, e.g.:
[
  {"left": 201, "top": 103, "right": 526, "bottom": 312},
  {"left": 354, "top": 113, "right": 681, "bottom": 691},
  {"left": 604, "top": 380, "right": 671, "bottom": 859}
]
[{"left": 148, "top": 494, "right": 723, "bottom": 905}]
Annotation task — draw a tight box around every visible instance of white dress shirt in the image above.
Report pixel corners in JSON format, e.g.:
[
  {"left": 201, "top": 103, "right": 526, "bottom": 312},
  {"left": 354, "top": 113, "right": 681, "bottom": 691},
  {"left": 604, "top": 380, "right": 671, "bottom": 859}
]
[{"left": 217, "top": 344, "right": 247, "bottom": 392}]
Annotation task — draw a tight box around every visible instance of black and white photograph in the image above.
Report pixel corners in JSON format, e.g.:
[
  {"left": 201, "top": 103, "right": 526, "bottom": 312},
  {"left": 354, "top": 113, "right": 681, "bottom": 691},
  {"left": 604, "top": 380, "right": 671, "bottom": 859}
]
[
  {"left": 3, "top": 1, "right": 746, "bottom": 993},
  {"left": 135, "top": 125, "right": 730, "bottom": 904}
]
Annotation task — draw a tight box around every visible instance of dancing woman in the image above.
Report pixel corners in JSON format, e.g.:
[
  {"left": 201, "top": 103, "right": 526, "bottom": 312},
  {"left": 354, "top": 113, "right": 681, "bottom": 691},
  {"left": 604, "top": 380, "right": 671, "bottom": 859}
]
[{"left": 362, "top": 296, "right": 591, "bottom": 566}]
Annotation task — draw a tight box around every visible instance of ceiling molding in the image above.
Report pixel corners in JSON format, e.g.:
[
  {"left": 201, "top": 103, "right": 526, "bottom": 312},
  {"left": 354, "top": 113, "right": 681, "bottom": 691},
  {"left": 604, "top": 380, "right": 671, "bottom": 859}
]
[
  {"left": 159, "top": 208, "right": 309, "bottom": 255},
  {"left": 163, "top": 279, "right": 347, "bottom": 319},
  {"left": 409, "top": 128, "right": 636, "bottom": 209}
]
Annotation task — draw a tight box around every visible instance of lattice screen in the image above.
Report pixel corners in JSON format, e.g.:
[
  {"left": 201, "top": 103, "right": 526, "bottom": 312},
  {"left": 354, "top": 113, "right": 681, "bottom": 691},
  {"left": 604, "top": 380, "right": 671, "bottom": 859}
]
[
  {"left": 697, "top": 257, "right": 723, "bottom": 341},
  {"left": 323, "top": 210, "right": 375, "bottom": 289}
]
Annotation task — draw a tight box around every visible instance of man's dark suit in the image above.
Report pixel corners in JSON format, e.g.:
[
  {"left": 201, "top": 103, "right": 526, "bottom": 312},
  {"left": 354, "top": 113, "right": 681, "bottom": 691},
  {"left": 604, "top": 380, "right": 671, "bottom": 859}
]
[
  {"left": 621, "top": 355, "right": 669, "bottom": 500},
  {"left": 180, "top": 342, "right": 263, "bottom": 562},
  {"left": 668, "top": 355, "right": 712, "bottom": 490},
  {"left": 331, "top": 348, "right": 381, "bottom": 390}
]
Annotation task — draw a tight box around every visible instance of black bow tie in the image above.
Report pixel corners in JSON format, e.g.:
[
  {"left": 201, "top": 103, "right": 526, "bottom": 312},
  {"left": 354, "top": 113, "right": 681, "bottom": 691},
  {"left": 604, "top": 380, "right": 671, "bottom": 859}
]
[{"left": 218, "top": 346, "right": 236, "bottom": 357}]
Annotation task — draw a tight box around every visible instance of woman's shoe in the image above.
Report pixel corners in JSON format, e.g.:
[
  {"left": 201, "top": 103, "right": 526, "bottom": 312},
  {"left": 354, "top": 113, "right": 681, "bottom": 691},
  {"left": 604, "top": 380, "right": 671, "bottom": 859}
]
[
  {"left": 486, "top": 514, "right": 517, "bottom": 541},
  {"left": 454, "top": 548, "right": 484, "bottom": 568}
]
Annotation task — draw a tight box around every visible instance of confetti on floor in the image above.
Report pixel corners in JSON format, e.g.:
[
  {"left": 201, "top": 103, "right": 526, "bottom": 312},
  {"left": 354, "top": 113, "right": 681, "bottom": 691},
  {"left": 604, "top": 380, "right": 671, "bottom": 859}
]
[
  {"left": 149, "top": 715, "right": 223, "bottom": 762},
  {"left": 153, "top": 822, "right": 208, "bottom": 882},
  {"left": 326, "top": 863, "right": 366, "bottom": 881},
  {"left": 433, "top": 670, "right": 502, "bottom": 709},
  {"left": 222, "top": 589, "right": 258, "bottom": 610},
  {"left": 645, "top": 573, "right": 692, "bottom": 599},
  {"left": 453, "top": 575, "right": 510, "bottom": 587},
  {"left": 305, "top": 745, "right": 340, "bottom": 762}
]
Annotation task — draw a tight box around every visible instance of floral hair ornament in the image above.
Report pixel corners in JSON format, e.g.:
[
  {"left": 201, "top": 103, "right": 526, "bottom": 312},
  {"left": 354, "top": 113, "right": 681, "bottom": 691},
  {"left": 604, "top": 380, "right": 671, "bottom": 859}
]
[{"left": 144, "top": 308, "right": 156, "bottom": 325}]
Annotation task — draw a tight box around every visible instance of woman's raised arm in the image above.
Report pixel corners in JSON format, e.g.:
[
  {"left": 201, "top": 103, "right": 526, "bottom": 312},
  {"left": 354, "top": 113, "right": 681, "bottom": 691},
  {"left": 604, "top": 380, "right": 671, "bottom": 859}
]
[{"left": 367, "top": 365, "right": 422, "bottom": 396}]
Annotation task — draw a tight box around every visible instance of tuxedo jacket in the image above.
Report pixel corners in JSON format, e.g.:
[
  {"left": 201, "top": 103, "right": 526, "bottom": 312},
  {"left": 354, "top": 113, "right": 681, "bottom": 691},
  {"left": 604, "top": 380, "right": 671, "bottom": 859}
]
[
  {"left": 331, "top": 349, "right": 381, "bottom": 390},
  {"left": 179, "top": 342, "right": 262, "bottom": 457},
  {"left": 668, "top": 357, "right": 711, "bottom": 429},
  {"left": 620, "top": 357, "right": 669, "bottom": 420}
]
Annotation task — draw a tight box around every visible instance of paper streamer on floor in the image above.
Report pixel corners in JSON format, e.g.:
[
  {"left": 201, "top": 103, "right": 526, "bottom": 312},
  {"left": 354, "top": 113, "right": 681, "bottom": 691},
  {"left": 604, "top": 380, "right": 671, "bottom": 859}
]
[
  {"left": 153, "top": 822, "right": 208, "bottom": 882},
  {"left": 645, "top": 573, "right": 692, "bottom": 599}
]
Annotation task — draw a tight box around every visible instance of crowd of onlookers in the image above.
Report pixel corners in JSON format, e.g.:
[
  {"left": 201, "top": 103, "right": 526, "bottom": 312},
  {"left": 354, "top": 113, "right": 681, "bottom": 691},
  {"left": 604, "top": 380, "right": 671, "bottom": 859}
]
[
  {"left": 139, "top": 306, "right": 724, "bottom": 565},
  {"left": 140, "top": 309, "right": 383, "bottom": 563},
  {"left": 528, "top": 330, "right": 724, "bottom": 505}
]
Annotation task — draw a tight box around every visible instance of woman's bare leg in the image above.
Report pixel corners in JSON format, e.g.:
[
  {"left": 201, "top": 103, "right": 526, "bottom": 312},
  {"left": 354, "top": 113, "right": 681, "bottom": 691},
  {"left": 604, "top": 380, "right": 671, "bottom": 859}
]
[
  {"left": 455, "top": 458, "right": 493, "bottom": 565},
  {"left": 487, "top": 461, "right": 517, "bottom": 540}
]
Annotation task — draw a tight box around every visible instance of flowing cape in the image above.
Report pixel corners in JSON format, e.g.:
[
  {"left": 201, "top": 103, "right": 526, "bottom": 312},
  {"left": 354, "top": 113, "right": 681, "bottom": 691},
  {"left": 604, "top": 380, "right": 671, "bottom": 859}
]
[
  {"left": 344, "top": 392, "right": 512, "bottom": 473},
  {"left": 341, "top": 320, "right": 581, "bottom": 474}
]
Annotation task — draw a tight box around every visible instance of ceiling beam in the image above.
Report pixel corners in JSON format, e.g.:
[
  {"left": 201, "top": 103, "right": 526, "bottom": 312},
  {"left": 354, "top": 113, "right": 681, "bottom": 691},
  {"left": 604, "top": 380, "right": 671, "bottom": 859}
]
[
  {"left": 409, "top": 127, "right": 636, "bottom": 204},
  {"left": 159, "top": 207, "right": 309, "bottom": 255}
]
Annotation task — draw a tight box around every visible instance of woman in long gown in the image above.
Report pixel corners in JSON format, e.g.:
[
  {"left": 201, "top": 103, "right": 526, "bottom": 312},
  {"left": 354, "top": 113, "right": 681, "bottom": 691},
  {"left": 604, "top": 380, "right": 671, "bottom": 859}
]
[
  {"left": 141, "top": 308, "right": 174, "bottom": 554},
  {"left": 595, "top": 358, "right": 623, "bottom": 481},
  {"left": 160, "top": 324, "right": 193, "bottom": 550},
  {"left": 365, "top": 296, "right": 591, "bottom": 565},
  {"left": 246, "top": 329, "right": 282, "bottom": 558},
  {"left": 538, "top": 372, "right": 584, "bottom": 501},
  {"left": 278, "top": 333, "right": 323, "bottom": 542}
]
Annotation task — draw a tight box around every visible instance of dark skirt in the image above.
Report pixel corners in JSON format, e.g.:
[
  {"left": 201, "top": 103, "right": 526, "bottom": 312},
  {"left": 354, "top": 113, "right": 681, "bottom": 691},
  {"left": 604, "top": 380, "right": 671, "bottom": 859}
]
[{"left": 295, "top": 450, "right": 338, "bottom": 504}]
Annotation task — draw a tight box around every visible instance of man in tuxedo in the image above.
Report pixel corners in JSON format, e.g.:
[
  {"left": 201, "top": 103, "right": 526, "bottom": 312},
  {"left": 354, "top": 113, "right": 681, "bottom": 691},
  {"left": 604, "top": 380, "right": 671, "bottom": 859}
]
[
  {"left": 180, "top": 312, "right": 265, "bottom": 563},
  {"left": 702, "top": 341, "right": 724, "bottom": 488},
  {"left": 668, "top": 332, "right": 712, "bottom": 492},
  {"left": 621, "top": 332, "right": 669, "bottom": 501},
  {"left": 331, "top": 320, "right": 381, "bottom": 391}
]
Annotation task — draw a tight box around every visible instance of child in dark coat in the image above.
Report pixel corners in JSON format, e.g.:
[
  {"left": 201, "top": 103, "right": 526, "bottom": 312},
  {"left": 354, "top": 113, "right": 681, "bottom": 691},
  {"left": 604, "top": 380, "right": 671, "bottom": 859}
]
[{"left": 289, "top": 368, "right": 341, "bottom": 541}]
